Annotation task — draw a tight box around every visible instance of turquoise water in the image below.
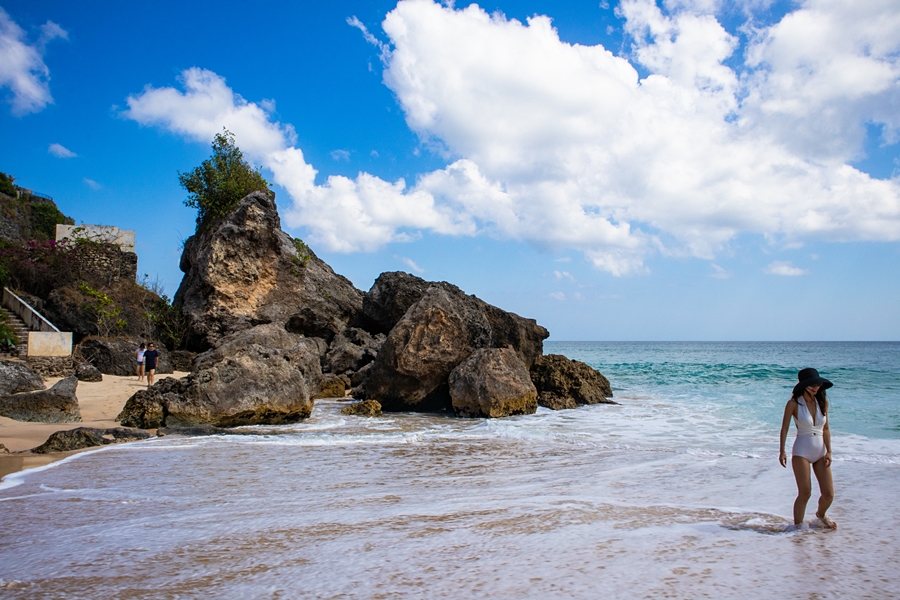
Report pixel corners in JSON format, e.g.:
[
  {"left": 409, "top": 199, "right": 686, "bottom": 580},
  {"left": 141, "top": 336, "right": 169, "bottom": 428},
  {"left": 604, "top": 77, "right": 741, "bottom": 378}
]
[
  {"left": 548, "top": 341, "right": 900, "bottom": 439},
  {"left": 0, "top": 342, "right": 898, "bottom": 598}
]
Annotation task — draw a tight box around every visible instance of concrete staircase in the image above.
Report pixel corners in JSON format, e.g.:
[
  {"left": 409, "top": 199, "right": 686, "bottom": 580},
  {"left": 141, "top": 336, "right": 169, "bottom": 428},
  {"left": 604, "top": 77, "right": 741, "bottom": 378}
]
[{"left": 0, "top": 306, "right": 29, "bottom": 356}]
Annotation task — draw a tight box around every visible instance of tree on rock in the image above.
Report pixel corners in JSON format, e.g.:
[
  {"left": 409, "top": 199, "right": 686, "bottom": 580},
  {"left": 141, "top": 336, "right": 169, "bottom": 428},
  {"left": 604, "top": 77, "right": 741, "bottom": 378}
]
[{"left": 178, "top": 129, "right": 269, "bottom": 229}]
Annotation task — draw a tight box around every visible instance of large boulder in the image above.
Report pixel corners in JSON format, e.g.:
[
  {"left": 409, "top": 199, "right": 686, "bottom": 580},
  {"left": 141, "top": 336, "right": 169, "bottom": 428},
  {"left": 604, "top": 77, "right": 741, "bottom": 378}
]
[
  {"left": 31, "top": 427, "right": 151, "bottom": 454},
  {"left": 365, "top": 285, "right": 549, "bottom": 412},
  {"left": 323, "top": 327, "right": 384, "bottom": 375},
  {"left": 0, "top": 361, "right": 44, "bottom": 395},
  {"left": 0, "top": 376, "right": 81, "bottom": 423},
  {"left": 173, "top": 191, "right": 364, "bottom": 350},
  {"left": 118, "top": 324, "right": 322, "bottom": 428},
  {"left": 362, "top": 271, "right": 435, "bottom": 334},
  {"left": 77, "top": 337, "right": 173, "bottom": 376},
  {"left": 529, "top": 354, "right": 615, "bottom": 410},
  {"left": 75, "top": 362, "right": 103, "bottom": 382},
  {"left": 449, "top": 348, "right": 538, "bottom": 418}
]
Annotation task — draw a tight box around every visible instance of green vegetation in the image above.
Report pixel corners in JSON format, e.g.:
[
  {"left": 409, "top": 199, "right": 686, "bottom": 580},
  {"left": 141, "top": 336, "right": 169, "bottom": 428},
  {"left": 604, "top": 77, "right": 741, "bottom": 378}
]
[
  {"left": 30, "top": 202, "right": 72, "bottom": 240},
  {"left": 290, "top": 238, "right": 312, "bottom": 275},
  {"left": 148, "top": 294, "right": 189, "bottom": 350},
  {"left": 78, "top": 282, "right": 127, "bottom": 338},
  {"left": 0, "top": 171, "right": 16, "bottom": 197},
  {"left": 178, "top": 129, "right": 269, "bottom": 229}
]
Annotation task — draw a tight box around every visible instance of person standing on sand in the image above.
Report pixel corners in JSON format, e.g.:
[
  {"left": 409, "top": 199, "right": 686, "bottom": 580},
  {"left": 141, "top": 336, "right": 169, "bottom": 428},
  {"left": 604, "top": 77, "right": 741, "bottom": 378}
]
[
  {"left": 779, "top": 368, "right": 837, "bottom": 531},
  {"left": 144, "top": 343, "right": 159, "bottom": 387},
  {"left": 135, "top": 343, "right": 146, "bottom": 382}
]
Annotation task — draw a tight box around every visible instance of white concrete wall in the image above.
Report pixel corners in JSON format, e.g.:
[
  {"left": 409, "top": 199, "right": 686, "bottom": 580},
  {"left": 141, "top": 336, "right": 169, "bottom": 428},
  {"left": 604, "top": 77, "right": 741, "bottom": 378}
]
[
  {"left": 56, "top": 224, "right": 135, "bottom": 252},
  {"left": 27, "top": 332, "right": 72, "bottom": 357}
]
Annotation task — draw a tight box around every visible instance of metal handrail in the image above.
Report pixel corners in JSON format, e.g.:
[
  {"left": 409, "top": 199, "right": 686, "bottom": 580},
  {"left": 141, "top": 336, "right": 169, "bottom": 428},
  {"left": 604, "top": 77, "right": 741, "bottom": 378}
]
[{"left": 1, "top": 287, "right": 60, "bottom": 332}]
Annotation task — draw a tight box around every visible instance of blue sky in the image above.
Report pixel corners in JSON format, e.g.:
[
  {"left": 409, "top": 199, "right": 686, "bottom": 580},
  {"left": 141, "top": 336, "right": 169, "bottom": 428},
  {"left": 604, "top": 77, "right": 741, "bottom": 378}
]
[{"left": 1, "top": 0, "right": 898, "bottom": 341}]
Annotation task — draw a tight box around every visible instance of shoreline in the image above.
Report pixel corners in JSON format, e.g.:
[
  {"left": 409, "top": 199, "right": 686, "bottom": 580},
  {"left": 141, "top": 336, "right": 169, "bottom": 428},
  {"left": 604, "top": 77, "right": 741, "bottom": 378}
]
[{"left": 0, "top": 372, "right": 187, "bottom": 480}]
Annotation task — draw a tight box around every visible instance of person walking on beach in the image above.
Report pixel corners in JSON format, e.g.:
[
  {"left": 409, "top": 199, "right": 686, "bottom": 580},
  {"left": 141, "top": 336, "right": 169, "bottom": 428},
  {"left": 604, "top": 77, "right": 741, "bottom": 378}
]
[
  {"left": 135, "top": 343, "right": 146, "bottom": 382},
  {"left": 779, "top": 368, "right": 837, "bottom": 530},
  {"left": 144, "top": 343, "right": 159, "bottom": 387}
]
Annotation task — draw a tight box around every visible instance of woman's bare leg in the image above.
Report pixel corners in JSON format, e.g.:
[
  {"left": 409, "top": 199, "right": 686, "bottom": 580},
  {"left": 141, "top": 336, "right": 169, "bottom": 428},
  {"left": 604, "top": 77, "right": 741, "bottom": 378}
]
[
  {"left": 791, "top": 456, "right": 812, "bottom": 524},
  {"left": 812, "top": 458, "right": 837, "bottom": 529}
]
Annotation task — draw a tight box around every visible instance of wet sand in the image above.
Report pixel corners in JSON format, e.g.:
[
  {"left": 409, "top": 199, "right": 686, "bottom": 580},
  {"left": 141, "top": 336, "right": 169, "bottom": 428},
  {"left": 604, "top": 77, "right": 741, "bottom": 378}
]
[{"left": 0, "top": 371, "right": 188, "bottom": 479}]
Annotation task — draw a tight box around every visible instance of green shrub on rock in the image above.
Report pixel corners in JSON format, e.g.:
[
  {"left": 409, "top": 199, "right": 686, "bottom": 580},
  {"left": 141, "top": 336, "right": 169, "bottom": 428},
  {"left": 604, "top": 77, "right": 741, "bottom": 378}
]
[{"left": 178, "top": 129, "right": 269, "bottom": 230}]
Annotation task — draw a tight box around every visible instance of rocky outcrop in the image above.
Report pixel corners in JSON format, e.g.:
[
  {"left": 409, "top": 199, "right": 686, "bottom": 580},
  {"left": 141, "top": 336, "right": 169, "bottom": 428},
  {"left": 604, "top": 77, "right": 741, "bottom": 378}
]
[
  {"left": 31, "top": 427, "right": 150, "bottom": 454},
  {"left": 449, "top": 348, "right": 538, "bottom": 418},
  {"left": 364, "top": 285, "right": 549, "bottom": 412},
  {"left": 529, "top": 354, "right": 614, "bottom": 410},
  {"left": 0, "top": 361, "right": 44, "bottom": 395},
  {"left": 362, "top": 271, "right": 436, "bottom": 334},
  {"left": 117, "top": 324, "right": 322, "bottom": 428},
  {"left": 168, "top": 350, "right": 196, "bottom": 372},
  {"left": 174, "top": 191, "right": 363, "bottom": 350},
  {"left": 75, "top": 362, "right": 103, "bottom": 382},
  {"left": 0, "top": 376, "right": 81, "bottom": 423},
  {"left": 324, "top": 327, "right": 384, "bottom": 375},
  {"left": 77, "top": 337, "right": 173, "bottom": 376},
  {"left": 341, "top": 399, "right": 382, "bottom": 417}
]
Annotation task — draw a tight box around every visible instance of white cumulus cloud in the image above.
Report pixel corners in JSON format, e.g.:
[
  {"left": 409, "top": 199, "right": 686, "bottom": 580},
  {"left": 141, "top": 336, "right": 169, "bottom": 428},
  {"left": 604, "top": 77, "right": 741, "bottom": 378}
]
[
  {"left": 765, "top": 260, "right": 807, "bottom": 276},
  {"left": 48, "top": 142, "right": 75, "bottom": 158},
  {"left": 0, "top": 7, "right": 67, "bottom": 115},
  {"left": 123, "top": 0, "right": 900, "bottom": 276}
]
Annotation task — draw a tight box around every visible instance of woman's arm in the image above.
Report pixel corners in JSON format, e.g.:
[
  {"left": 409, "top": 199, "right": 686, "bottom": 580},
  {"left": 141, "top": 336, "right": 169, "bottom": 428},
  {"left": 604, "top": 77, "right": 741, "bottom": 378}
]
[
  {"left": 779, "top": 400, "right": 795, "bottom": 468},
  {"left": 823, "top": 414, "right": 832, "bottom": 467}
]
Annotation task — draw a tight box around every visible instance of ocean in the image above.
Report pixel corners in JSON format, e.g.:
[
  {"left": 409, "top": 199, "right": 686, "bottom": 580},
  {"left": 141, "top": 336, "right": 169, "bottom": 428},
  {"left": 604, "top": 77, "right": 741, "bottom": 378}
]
[{"left": 1, "top": 342, "right": 898, "bottom": 598}]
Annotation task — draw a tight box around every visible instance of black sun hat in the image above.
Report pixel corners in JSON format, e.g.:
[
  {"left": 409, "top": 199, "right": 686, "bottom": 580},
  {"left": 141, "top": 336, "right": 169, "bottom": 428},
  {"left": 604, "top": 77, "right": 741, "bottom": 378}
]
[{"left": 793, "top": 367, "right": 833, "bottom": 397}]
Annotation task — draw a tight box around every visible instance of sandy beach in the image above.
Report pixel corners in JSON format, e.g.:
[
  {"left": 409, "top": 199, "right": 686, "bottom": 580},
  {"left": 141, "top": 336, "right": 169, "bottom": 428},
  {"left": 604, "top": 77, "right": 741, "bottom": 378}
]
[{"left": 0, "top": 371, "right": 188, "bottom": 479}]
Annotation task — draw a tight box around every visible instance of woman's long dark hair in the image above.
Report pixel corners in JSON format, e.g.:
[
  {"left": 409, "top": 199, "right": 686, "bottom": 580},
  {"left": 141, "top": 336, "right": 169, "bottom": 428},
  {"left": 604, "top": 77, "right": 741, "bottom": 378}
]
[{"left": 792, "top": 386, "right": 828, "bottom": 416}]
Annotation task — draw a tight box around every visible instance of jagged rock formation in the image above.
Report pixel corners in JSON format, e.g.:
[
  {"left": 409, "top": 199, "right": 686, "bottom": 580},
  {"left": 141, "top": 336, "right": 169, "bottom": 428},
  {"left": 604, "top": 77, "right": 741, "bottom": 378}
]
[
  {"left": 364, "top": 284, "right": 549, "bottom": 412},
  {"left": 78, "top": 337, "right": 173, "bottom": 376},
  {"left": 324, "top": 327, "right": 384, "bottom": 375},
  {"left": 449, "top": 347, "right": 538, "bottom": 418},
  {"left": 117, "top": 324, "right": 322, "bottom": 429},
  {"left": 0, "top": 376, "right": 81, "bottom": 423},
  {"left": 31, "top": 427, "right": 150, "bottom": 453},
  {"left": 0, "top": 361, "right": 44, "bottom": 395},
  {"left": 362, "top": 271, "right": 436, "bottom": 334},
  {"left": 529, "top": 354, "right": 614, "bottom": 410},
  {"left": 174, "top": 191, "right": 363, "bottom": 351}
]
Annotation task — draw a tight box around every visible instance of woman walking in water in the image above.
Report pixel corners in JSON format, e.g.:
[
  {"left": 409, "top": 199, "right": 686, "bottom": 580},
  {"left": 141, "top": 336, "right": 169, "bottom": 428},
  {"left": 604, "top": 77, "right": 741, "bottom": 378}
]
[{"left": 779, "top": 368, "right": 837, "bottom": 530}]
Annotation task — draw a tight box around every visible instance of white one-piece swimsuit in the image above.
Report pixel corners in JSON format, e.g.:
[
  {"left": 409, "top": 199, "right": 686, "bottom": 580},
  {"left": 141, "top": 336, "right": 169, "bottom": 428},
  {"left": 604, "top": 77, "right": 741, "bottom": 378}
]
[{"left": 792, "top": 399, "right": 827, "bottom": 463}]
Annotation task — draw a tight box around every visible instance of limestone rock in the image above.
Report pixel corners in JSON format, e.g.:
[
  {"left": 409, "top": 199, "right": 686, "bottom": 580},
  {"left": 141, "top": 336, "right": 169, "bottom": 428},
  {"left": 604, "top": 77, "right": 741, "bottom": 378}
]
[
  {"left": 365, "top": 285, "right": 549, "bottom": 412},
  {"left": 168, "top": 350, "right": 196, "bottom": 372},
  {"left": 341, "top": 399, "right": 382, "bottom": 417},
  {"left": 449, "top": 348, "right": 538, "bottom": 418},
  {"left": 75, "top": 362, "right": 103, "bottom": 382},
  {"left": 118, "top": 324, "right": 322, "bottom": 428},
  {"left": 317, "top": 374, "right": 347, "bottom": 398},
  {"left": 0, "top": 376, "right": 81, "bottom": 423},
  {"left": 174, "top": 191, "right": 363, "bottom": 350},
  {"left": 31, "top": 427, "right": 151, "bottom": 454},
  {"left": 529, "top": 354, "right": 615, "bottom": 410},
  {"left": 78, "top": 337, "right": 173, "bottom": 376},
  {"left": 362, "top": 271, "right": 435, "bottom": 334},
  {"left": 323, "top": 327, "right": 384, "bottom": 375},
  {"left": 0, "top": 361, "right": 44, "bottom": 395}
]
